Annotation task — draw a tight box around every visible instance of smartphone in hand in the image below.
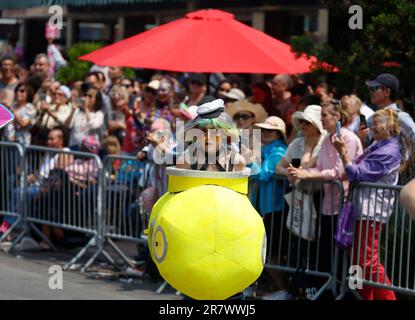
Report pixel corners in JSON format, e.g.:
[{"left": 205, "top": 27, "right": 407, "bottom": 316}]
[
  {"left": 359, "top": 114, "right": 367, "bottom": 128},
  {"left": 291, "top": 158, "right": 301, "bottom": 168},
  {"left": 336, "top": 121, "right": 341, "bottom": 138}
]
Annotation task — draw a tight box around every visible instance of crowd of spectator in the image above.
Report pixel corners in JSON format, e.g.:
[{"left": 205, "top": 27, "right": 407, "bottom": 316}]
[{"left": 0, "top": 50, "right": 415, "bottom": 300}]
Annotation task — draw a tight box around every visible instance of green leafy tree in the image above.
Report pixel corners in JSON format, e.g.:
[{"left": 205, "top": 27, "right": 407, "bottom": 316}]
[
  {"left": 56, "top": 42, "right": 136, "bottom": 85},
  {"left": 290, "top": 0, "right": 415, "bottom": 113},
  {"left": 56, "top": 42, "right": 104, "bottom": 85}
]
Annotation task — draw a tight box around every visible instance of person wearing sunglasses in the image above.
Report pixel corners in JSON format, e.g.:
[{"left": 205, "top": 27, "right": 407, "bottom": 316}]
[
  {"left": 226, "top": 100, "right": 268, "bottom": 130},
  {"left": 134, "top": 80, "right": 170, "bottom": 133},
  {"left": 226, "top": 100, "right": 268, "bottom": 166},
  {"left": 121, "top": 78, "right": 136, "bottom": 109},
  {"left": 361, "top": 73, "right": 415, "bottom": 168},
  {"left": 4, "top": 83, "right": 36, "bottom": 147},
  {"left": 35, "top": 85, "right": 73, "bottom": 146}
]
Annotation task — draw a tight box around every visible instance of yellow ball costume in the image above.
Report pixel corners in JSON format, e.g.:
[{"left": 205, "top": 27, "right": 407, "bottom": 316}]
[{"left": 147, "top": 167, "right": 266, "bottom": 300}]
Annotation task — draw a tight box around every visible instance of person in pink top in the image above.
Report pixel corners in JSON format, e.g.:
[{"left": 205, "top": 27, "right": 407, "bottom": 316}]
[
  {"left": 287, "top": 100, "right": 363, "bottom": 277},
  {"left": 288, "top": 100, "right": 363, "bottom": 215}
]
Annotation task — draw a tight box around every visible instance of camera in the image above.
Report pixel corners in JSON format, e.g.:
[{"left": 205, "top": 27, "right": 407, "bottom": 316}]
[{"left": 81, "top": 82, "right": 90, "bottom": 94}]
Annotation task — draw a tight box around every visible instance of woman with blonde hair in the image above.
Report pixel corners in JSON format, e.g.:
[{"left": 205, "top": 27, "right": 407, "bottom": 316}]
[
  {"left": 333, "top": 108, "right": 401, "bottom": 300},
  {"left": 288, "top": 100, "right": 363, "bottom": 214},
  {"left": 287, "top": 100, "right": 363, "bottom": 285},
  {"left": 341, "top": 94, "right": 374, "bottom": 134}
]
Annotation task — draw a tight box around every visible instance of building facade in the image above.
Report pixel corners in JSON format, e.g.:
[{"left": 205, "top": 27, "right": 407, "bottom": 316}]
[{"left": 0, "top": 0, "right": 328, "bottom": 67}]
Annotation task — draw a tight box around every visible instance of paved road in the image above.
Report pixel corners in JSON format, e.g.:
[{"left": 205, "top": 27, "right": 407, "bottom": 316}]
[{"left": 0, "top": 252, "right": 179, "bottom": 300}]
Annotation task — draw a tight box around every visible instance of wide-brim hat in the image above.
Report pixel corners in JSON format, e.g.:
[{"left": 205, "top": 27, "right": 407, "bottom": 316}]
[
  {"left": 254, "top": 116, "right": 286, "bottom": 139},
  {"left": 221, "top": 88, "right": 246, "bottom": 101},
  {"left": 226, "top": 100, "right": 268, "bottom": 123},
  {"left": 292, "top": 104, "right": 324, "bottom": 134}
]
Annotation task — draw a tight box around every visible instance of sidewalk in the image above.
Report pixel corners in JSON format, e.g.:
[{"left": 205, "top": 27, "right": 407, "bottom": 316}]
[{"left": 0, "top": 241, "right": 180, "bottom": 300}]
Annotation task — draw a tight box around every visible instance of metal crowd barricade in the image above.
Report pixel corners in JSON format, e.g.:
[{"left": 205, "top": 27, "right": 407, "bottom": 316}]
[
  {"left": 0, "top": 142, "right": 24, "bottom": 242},
  {"left": 249, "top": 175, "right": 344, "bottom": 299},
  {"left": 97, "top": 155, "right": 147, "bottom": 268},
  {"left": 338, "top": 181, "right": 415, "bottom": 299},
  {"left": 9, "top": 145, "right": 106, "bottom": 271}
]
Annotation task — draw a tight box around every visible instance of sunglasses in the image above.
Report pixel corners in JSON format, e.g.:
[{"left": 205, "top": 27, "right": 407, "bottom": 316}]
[
  {"left": 369, "top": 85, "right": 384, "bottom": 93},
  {"left": 17, "top": 89, "right": 26, "bottom": 93},
  {"left": 233, "top": 113, "right": 253, "bottom": 121},
  {"left": 144, "top": 88, "right": 157, "bottom": 95}
]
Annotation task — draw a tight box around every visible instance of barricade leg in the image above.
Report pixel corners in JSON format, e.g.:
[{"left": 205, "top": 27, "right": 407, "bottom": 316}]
[
  {"left": 8, "top": 230, "right": 27, "bottom": 253},
  {"left": 107, "top": 238, "right": 136, "bottom": 269},
  {"left": 81, "top": 238, "right": 116, "bottom": 273},
  {"left": 64, "top": 235, "right": 98, "bottom": 270},
  {"left": 30, "top": 222, "right": 58, "bottom": 252},
  {"left": 335, "top": 251, "right": 350, "bottom": 300},
  {"left": 156, "top": 281, "right": 169, "bottom": 294}
]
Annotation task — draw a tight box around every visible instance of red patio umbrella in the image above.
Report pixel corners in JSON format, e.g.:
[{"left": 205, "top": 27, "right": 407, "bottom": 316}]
[{"left": 80, "top": 9, "right": 335, "bottom": 74}]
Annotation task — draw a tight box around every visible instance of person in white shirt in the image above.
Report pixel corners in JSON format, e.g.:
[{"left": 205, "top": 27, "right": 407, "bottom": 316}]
[
  {"left": 65, "top": 87, "right": 104, "bottom": 150},
  {"left": 277, "top": 104, "right": 326, "bottom": 178}
]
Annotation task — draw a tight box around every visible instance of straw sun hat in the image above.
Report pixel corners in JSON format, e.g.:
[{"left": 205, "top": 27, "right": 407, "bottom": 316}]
[{"left": 226, "top": 100, "right": 268, "bottom": 123}]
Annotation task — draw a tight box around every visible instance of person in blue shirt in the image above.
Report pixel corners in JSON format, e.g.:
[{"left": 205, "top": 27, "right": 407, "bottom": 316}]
[
  {"left": 249, "top": 116, "right": 287, "bottom": 214},
  {"left": 248, "top": 116, "right": 290, "bottom": 299}
]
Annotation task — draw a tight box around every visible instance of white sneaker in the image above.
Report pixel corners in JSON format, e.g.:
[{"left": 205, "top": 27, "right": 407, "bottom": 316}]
[{"left": 262, "top": 290, "right": 293, "bottom": 300}]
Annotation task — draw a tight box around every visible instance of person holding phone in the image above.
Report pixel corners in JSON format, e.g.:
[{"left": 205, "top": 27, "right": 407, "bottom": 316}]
[
  {"left": 288, "top": 100, "right": 363, "bottom": 214},
  {"left": 333, "top": 108, "right": 401, "bottom": 300},
  {"left": 341, "top": 94, "right": 374, "bottom": 134},
  {"left": 276, "top": 104, "right": 326, "bottom": 182},
  {"left": 285, "top": 101, "right": 363, "bottom": 283}
]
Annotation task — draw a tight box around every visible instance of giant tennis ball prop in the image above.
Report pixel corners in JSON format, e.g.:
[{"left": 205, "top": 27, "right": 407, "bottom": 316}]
[{"left": 147, "top": 168, "right": 266, "bottom": 300}]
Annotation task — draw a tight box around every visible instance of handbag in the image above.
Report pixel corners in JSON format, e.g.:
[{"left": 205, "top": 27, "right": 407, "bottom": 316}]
[
  {"left": 285, "top": 189, "right": 317, "bottom": 241},
  {"left": 335, "top": 185, "right": 356, "bottom": 249}
]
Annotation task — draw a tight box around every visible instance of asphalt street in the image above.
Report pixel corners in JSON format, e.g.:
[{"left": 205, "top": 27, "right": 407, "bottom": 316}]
[{"left": 0, "top": 250, "right": 179, "bottom": 300}]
